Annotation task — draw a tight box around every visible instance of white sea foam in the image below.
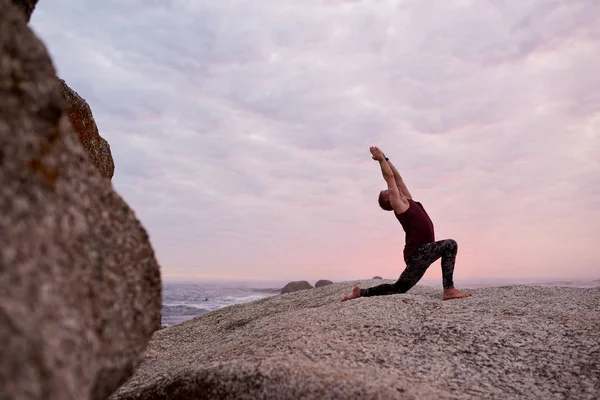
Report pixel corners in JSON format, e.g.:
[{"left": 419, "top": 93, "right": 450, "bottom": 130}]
[{"left": 161, "top": 282, "right": 278, "bottom": 326}]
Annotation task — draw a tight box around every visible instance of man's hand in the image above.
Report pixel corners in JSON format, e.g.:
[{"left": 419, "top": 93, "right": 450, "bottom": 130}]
[
  {"left": 369, "top": 146, "right": 386, "bottom": 161},
  {"left": 372, "top": 148, "right": 413, "bottom": 200}
]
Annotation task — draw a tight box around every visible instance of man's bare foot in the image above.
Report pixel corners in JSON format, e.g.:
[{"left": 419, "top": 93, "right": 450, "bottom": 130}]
[
  {"left": 341, "top": 285, "right": 361, "bottom": 302},
  {"left": 443, "top": 288, "right": 472, "bottom": 300}
]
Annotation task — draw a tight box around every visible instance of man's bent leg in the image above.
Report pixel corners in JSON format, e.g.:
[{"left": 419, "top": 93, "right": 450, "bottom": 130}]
[
  {"left": 407, "top": 239, "right": 458, "bottom": 289},
  {"left": 412, "top": 238, "right": 471, "bottom": 300},
  {"left": 441, "top": 240, "right": 458, "bottom": 289}
]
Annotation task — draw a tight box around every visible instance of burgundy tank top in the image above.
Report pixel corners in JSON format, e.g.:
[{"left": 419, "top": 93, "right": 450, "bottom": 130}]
[{"left": 395, "top": 199, "right": 435, "bottom": 262}]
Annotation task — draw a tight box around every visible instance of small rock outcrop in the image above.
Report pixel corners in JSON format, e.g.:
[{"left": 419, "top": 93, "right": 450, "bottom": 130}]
[
  {"left": 372, "top": 276, "right": 383, "bottom": 279},
  {"left": 0, "top": 3, "right": 162, "bottom": 400},
  {"left": 58, "top": 79, "right": 115, "bottom": 179},
  {"left": 315, "top": 279, "right": 333, "bottom": 288},
  {"left": 110, "top": 283, "right": 600, "bottom": 399},
  {"left": 280, "top": 281, "right": 313, "bottom": 294}
]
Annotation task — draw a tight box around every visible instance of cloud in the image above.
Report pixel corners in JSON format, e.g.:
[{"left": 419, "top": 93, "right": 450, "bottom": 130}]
[{"left": 30, "top": 0, "right": 600, "bottom": 282}]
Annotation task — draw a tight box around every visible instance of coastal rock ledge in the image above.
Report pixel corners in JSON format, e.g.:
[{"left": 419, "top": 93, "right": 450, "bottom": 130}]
[{"left": 111, "top": 282, "right": 600, "bottom": 400}]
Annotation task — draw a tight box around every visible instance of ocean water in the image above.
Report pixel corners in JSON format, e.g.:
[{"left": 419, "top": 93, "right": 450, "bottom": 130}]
[
  {"left": 161, "top": 280, "right": 285, "bottom": 327},
  {"left": 161, "top": 277, "right": 600, "bottom": 327}
]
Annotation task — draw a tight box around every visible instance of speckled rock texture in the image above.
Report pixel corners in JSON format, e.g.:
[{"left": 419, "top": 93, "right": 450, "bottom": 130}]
[
  {"left": 315, "top": 279, "right": 333, "bottom": 288},
  {"left": 10, "top": 0, "right": 36, "bottom": 22},
  {"left": 280, "top": 280, "right": 314, "bottom": 294},
  {"left": 0, "top": 2, "right": 162, "bottom": 399},
  {"left": 111, "top": 281, "right": 600, "bottom": 400},
  {"left": 58, "top": 79, "right": 115, "bottom": 179}
]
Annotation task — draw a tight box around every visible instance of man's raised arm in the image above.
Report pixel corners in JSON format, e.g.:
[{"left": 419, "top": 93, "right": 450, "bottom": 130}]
[
  {"left": 370, "top": 146, "right": 409, "bottom": 214},
  {"left": 387, "top": 159, "right": 413, "bottom": 200}
]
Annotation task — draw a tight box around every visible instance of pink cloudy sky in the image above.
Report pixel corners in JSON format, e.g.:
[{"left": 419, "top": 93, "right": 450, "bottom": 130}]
[{"left": 30, "top": 0, "right": 599, "bottom": 284}]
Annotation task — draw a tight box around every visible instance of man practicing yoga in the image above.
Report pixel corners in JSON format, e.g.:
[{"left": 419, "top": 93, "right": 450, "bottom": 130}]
[{"left": 341, "top": 146, "right": 472, "bottom": 302}]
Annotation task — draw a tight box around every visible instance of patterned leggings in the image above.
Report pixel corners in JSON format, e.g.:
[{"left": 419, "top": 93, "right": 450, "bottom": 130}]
[{"left": 360, "top": 239, "right": 458, "bottom": 297}]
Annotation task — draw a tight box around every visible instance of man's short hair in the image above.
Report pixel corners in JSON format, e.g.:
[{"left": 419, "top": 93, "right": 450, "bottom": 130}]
[{"left": 378, "top": 191, "right": 393, "bottom": 211}]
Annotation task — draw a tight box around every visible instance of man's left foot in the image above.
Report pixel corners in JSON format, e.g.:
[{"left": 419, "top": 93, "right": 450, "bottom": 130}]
[
  {"left": 443, "top": 288, "right": 472, "bottom": 300},
  {"left": 341, "top": 285, "right": 361, "bottom": 302}
]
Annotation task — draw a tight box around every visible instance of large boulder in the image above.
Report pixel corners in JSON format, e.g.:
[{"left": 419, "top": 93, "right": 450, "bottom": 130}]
[
  {"left": 110, "top": 282, "right": 600, "bottom": 399},
  {"left": 280, "top": 280, "right": 313, "bottom": 294},
  {"left": 10, "top": 0, "right": 37, "bottom": 21},
  {"left": 314, "top": 279, "right": 333, "bottom": 288},
  {"left": 0, "top": 3, "right": 162, "bottom": 400},
  {"left": 372, "top": 276, "right": 383, "bottom": 279},
  {"left": 58, "top": 79, "right": 115, "bottom": 179}
]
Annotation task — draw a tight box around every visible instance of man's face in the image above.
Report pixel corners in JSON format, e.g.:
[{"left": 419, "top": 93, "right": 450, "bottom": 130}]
[{"left": 381, "top": 190, "right": 390, "bottom": 202}]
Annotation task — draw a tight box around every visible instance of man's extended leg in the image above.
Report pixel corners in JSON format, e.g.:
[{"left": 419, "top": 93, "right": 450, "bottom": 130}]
[{"left": 340, "top": 264, "right": 419, "bottom": 301}]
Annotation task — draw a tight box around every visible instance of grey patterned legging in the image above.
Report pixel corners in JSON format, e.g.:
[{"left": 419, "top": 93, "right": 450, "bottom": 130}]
[{"left": 360, "top": 239, "right": 458, "bottom": 297}]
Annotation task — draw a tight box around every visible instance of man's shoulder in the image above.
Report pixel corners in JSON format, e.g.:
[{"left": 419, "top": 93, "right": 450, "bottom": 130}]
[
  {"left": 394, "top": 199, "right": 417, "bottom": 217},
  {"left": 412, "top": 200, "right": 427, "bottom": 210}
]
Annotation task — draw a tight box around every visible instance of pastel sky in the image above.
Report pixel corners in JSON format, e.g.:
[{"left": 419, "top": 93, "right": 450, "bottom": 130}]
[{"left": 30, "top": 0, "right": 599, "bottom": 283}]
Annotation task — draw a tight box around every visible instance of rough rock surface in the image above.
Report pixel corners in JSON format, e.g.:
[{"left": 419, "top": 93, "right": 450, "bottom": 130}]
[
  {"left": 280, "top": 280, "right": 314, "bottom": 294},
  {"left": 111, "top": 281, "right": 600, "bottom": 400},
  {"left": 10, "top": 0, "right": 37, "bottom": 21},
  {"left": 315, "top": 279, "right": 333, "bottom": 288},
  {"left": 0, "top": 3, "right": 162, "bottom": 400},
  {"left": 58, "top": 79, "right": 115, "bottom": 179}
]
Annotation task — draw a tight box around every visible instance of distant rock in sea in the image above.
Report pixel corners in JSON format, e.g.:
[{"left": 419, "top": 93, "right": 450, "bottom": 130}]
[
  {"left": 372, "top": 276, "right": 383, "bottom": 279},
  {"left": 315, "top": 279, "right": 333, "bottom": 288},
  {"left": 110, "top": 282, "right": 599, "bottom": 400},
  {"left": 0, "top": 2, "right": 161, "bottom": 399},
  {"left": 280, "top": 280, "right": 313, "bottom": 294}
]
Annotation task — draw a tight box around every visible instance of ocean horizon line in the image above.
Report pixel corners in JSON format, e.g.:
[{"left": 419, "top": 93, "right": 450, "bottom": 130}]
[{"left": 161, "top": 275, "right": 600, "bottom": 287}]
